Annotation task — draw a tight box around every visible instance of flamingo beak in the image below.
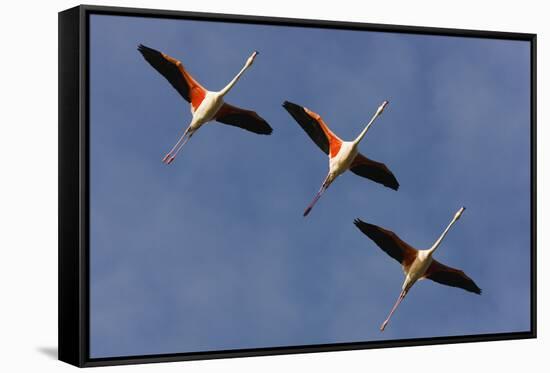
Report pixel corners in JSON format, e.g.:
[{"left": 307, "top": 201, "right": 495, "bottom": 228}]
[
  {"left": 455, "top": 206, "right": 466, "bottom": 220},
  {"left": 376, "top": 100, "right": 389, "bottom": 116},
  {"left": 247, "top": 51, "right": 259, "bottom": 66}
]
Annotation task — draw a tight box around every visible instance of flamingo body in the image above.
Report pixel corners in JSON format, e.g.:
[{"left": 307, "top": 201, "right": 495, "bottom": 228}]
[
  {"left": 328, "top": 142, "right": 358, "bottom": 180},
  {"left": 402, "top": 250, "right": 433, "bottom": 291},
  {"left": 188, "top": 91, "right": 225, "bottom": 131}
]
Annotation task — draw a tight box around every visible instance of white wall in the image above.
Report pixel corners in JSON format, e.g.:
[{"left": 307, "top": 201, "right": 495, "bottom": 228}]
[{"left": 0, "top": 0, "right": 546, "bottom": 371}]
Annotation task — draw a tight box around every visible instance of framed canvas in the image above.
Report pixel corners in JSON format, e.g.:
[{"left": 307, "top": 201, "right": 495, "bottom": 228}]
[{"left": 58, "top": 4, "right": 537, "bottom": 367}]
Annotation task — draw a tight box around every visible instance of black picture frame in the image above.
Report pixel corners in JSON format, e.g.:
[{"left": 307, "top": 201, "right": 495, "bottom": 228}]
[{"left": 58, "top": 4, "right": 537, "bottom": 368}]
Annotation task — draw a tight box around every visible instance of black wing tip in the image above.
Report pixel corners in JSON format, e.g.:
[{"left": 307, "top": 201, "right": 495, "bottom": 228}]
[
  {"left": 458, "top": 277, "right": 482, "bottom": 295},
  {"left": 138, "top": 44, "right": 154, "bottom": 57},
  {"left": 261, "top": 119, "right": 274, "bottom": 135},
  {"left": 384, "top": 171, "right": 400, "bottom": 190},
  {"left": 216, "top": 113, "right": 273, "bottom": 135},
  {"left": 282, "top": 100, "right": 301, "bottom": 110},
  {"left": 261, "top": 125, "right": 274, "bottom": 135},
  {"left": 282, "top": 101, "right": 305, "bottom": 121},
  {"left": 353, "top": 218, "right": 374, "bottom": 231},
  {"left": 354, "top": 220, "right": 387, "bottom": 241},
  {"left": 137, "top": 43, "right": 149, "bottom": 52},
  {"left": 253, "top": 119, "right": 273, "bottom": 135},
  {"left": 387, "top": 179, "right": 400, "bottom": 191},
  {"left": 137, "top": 44, "right": 161, "bottom": 57},
  {"left": 464, "top": 272, "right": 482, "bottom": 295}
]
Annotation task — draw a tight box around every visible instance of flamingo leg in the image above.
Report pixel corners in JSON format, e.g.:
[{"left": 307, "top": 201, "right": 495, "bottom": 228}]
[
  {"left": 303, "top": 175, "right": 331, "bottom": 217},
  {"left": 162, "top": 127, "right": 192, "bottom": 165},
  {"left": 380, "top": 290, "right": 407, "bottom": 332}
]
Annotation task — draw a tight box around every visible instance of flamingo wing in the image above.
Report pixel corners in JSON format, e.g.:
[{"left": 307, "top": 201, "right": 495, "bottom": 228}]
[
  {"left": 282, "top": 101, "right": 342, "bottom": 157},
  {"left": 138, "top": 44, "right": 206, "bottom": 110},
  {"left": 353, "top": 219, "right": 417, "bottom": 268},
  {"left": 424, "top": 260, "right": 482, "bottom": 294},
  {"left": 215, "top": 103, "right": 273, "bottom": 135},
  {"left": 350, "top": 153, "right": 400, "bottom": 190}
]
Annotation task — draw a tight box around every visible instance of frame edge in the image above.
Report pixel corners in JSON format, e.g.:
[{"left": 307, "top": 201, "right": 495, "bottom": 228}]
[{"left": 58, "top": 5, "right": 85, "bottom": 367}]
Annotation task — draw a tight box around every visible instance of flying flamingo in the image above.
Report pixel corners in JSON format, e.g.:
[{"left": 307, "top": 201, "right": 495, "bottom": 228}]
[
  {"left": 283, "top": 101, "right": 399, "bottom": 216},
  {"left": 353, "top": 207, "right": 481, "bottom": 331},
  {"left": 138, "top": 44, "right": 272, "bottom": 164}
]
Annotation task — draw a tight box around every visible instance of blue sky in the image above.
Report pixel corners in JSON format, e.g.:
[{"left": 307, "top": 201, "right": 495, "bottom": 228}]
[{"left": 89, "top": 14, "right": 531, "bottom": 358}]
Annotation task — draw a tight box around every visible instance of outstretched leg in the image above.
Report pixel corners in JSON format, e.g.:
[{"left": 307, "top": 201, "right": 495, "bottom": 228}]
[
  {"left": 380, "top": 289, "right": 407, "bottom": 332},
  {"left": 303, "top": 174, "right": 331, "bottom": 217},
  {"left": 162, "top": 127, "right": 192, "bottom": 165}
]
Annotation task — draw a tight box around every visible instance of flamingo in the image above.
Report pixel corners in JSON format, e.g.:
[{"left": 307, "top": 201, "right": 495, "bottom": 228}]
[
  {"left": 282, "top": 101, "right": 399, "bottom": 216},
  {"left": 138, "top": 44, "right": 272, "bottom": 164},
  {"left": 353, "top": 207, "right": 481, "bottom": 332}
]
